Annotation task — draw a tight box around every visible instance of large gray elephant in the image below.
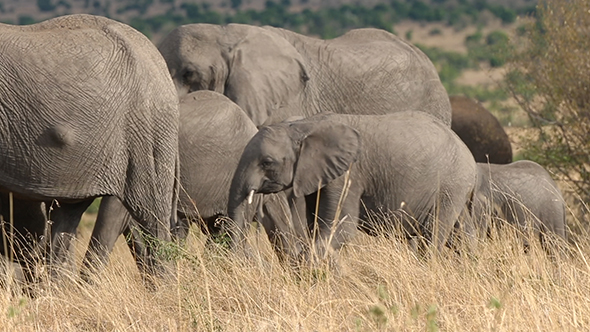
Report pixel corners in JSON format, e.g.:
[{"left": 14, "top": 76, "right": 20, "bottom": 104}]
[
  {"left": 450, "top": 95, "right": 513, "bottom": 164},
  {"left": 227, "top": 112, "right": 477, "bottom": 261},
  {"left": 473, "top": 161, "right": 567, "bottom": 249},
  {"left": 0, "top": 15, "right": 179, "bottom": 281},
  {"left": 80, "top": 91, "right": 295, "bottom": 279},
  {"left": 157, "top": 24, "right": 452, "bottom": 127}
]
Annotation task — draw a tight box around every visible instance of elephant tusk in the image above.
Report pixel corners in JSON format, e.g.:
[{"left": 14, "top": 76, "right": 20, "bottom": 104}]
[{"left": 247, "top": 190, "right": 255, "bottom": 205}]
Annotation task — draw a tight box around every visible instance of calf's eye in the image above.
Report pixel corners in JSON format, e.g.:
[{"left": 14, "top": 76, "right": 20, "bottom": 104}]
[{"left": 261, "top": 158, "right": 274, "bottom": 169}]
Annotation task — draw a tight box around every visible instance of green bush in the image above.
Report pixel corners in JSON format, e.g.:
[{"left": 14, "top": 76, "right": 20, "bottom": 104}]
[
  {"left": 18, "top": 15, "right": 36, "bottom": 25},
  {"left": 505, "top": 0, "right": 590, "bottom": 200},
  {"left": 465, "top": 29, "right": 510, "bottom": 67}
]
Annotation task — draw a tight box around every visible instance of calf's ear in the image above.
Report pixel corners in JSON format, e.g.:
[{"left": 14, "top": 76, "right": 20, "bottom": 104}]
[{"left": 292, "top": 122, "right": 360, "bottom": 197}]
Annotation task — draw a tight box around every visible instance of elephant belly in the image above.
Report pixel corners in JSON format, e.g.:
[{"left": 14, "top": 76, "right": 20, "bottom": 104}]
[{"left": 0, "top": 124, "right": 125, "bottom": 200}]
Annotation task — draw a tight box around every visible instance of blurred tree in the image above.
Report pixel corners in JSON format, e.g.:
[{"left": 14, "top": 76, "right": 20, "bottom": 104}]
[
  {"left": 37, "top": 0, "right": 56, "bottom": 12},
  {"left": 231, "top": 0, "right": 242, "bottom": 9},
  {"left": 18, "top": 15, "right": 36, "bottom": 25},
  {"left": 505, "top": 0, "right": 590, "bottom": 200}
]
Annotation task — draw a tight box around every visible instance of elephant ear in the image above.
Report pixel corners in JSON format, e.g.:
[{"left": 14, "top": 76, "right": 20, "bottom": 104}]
[
  {"left": 292, "top": 121, "right": 361, "bottom": 197},
  {"left": 225, "top": 29, "right": 310, "bottom": 126}
]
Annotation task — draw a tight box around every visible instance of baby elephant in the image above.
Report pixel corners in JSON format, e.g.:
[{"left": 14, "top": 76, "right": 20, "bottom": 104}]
[
  {"left": 473, "top": 160, "right": 567, "bottom": 249},
  {"left": 228, "top": 112, "right": 477, "bottom": 261}
]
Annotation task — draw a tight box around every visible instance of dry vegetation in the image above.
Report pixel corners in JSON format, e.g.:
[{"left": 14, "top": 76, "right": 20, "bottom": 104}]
[
  {"left": 4, "top": 1, "right": 590, "bottom": 331},
  {"left": 505, "top": 0, "right": 590, "bottom": 203},
  {"left": 0, "top": 209, "right": 588, "bottom": 331}
]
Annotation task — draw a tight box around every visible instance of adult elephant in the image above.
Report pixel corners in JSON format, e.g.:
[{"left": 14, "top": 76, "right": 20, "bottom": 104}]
[
  {"left": 450, "top": 95, "right": 513, "bottom": 164},
  {"left": 0, "top": 15, "right": 179, "bottom": 281},
  {"left": 157, "top": 24, "right": 452, "bottom": 127},
  {"left": 228, "top": 112, "right": 476, "bottom": 261},
  {"left": 80, "top": 91, "right": 295, "bottom": 280}
]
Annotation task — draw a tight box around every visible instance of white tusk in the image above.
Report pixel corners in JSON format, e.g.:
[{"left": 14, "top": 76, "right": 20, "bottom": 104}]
[{"left": 247, "top": 190, "right": 255, "bottom": 205}]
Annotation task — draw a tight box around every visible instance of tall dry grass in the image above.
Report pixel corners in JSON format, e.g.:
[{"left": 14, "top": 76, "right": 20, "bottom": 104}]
[{"left": 0, "top": 207, "right": 588, "bottom": 332}]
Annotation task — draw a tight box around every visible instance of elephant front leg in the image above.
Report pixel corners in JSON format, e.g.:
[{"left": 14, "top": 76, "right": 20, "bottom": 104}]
[
  {"left": 259, "top": 192, "right": 306, "bottom": 263},
  {"left": 309, "top": 181, "right": 361, "bottom": 264}
]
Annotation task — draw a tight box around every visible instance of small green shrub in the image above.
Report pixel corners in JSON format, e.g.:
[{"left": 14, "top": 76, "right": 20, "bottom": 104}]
[{"left": 18, "top": 16, "right": 36, "bottom": 25}]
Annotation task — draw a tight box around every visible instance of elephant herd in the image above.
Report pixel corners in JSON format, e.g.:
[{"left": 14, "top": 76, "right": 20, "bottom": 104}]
[{"left": 0, "top": 14, "right": 567, "bottom": 289}]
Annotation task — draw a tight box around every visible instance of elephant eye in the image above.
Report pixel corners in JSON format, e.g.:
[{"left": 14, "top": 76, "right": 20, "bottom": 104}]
[
  {"left": 182, "top": 70, "right": 195, "bottom": 84},
  {"left": 301, "top": 71, "right": 309, "bottom": 83},
  {"left": 260, "top": 158, "right": 275, "bottom": 169}
]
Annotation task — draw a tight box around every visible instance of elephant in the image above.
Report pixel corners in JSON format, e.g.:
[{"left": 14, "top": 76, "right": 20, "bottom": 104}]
[
  {"left": 227, "top": 111, "right": 477, "bottom": 262},
  {"left": 450, "top": 95, "right": 513, "bottom": 164},
  {"left": 80, "top": 91, "right": 295, "bottom": 279},
  {"left": 0, "top": 14, "right": 180, "bottom": 282},
  {"left": 157, "top": 23, "right": 452, "bottom": 127},
  {"left": 472, "top": 160, "right": 567, "bottom": 249}
]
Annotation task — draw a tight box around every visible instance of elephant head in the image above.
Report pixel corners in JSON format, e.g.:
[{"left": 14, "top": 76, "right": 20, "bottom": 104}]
[
  {"left": 227, "top": 117, "right": 360, "bottom": 245},
  {"left": 159, "top": 24, "right": 310, "bottom": 126}
]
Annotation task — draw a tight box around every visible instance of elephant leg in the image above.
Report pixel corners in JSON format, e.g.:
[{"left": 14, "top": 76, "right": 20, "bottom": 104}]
[
  {"left": 502, "top": 201, "right": 532, "bottom": 251},
  {"left": 123, "top": 221, "right": 178, "bottom": 289},
  {"left": 429, "top": 190, "right": 467, "bottom": 253},
  {"left": 81, "top": 196, "right": 130, "bottom": 282},
  {"left": 0, "top": 196, "right": 47, "bottom": 285},
  {"left": 44, "top": 199, "right": 93, "bottom": 277},
  {"left": 123, "top": 223, "right": 148, "bottom": 273},
  {"left": 312, "top": 180, "right": 362, "bottom": 262},
  {"left": 259, "top": 192, "right": 304, "bottom": 262}
]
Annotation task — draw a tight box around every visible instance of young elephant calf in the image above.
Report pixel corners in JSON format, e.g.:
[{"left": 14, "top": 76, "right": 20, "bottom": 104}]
[
  {"left": 228, "top": 112, "right": 477, "bottom": 261},
  {"left": 472, "top": 160, "right": 567, "bottom": 248}
]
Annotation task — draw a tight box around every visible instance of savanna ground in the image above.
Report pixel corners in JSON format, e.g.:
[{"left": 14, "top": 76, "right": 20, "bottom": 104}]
[
  {"left": 1, "top": 209, "right": 588, "bottom": 331},
  {"left": 4, "top": 14, "right": 588, "bottom": 332}
]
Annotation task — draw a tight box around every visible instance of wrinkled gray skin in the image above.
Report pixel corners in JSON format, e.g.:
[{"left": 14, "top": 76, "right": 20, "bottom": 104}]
[
  {"left": 0, "top": 15, "right": 179, "bottom": 282},
  {"left": 473, "top": 161, "right": 567, "bottom": 248},
  {"left": 228, "top": 112, "right": 476, "bottom": 261},
  {"left": 80, "top": 91, "right": 295, "bottom": 279},
  {"left": 158, "top": 24, "right": 452, "bottom": 127}
]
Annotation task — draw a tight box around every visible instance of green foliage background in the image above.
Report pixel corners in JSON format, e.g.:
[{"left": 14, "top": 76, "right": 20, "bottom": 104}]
[{"left": 2, "top": 0, "right": 532, "bottom": 111}]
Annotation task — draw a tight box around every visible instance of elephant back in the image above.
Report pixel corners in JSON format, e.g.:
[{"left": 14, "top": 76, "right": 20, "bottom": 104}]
[
  {"left": 264, "top": 26, "right": 452, "bottom": 126},
  {"left": 451, "top": 95, "right": 512, "bottom": 164}
]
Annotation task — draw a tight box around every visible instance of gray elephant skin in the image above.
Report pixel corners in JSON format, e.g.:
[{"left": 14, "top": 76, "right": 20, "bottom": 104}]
[
  {"left": 228, "top": 112, "right": 477, "bottom": 261},
  {"left": 81, "top": 91, "right": 295, "bottom": 278},
  {"left": 158, "top": 23, "right": 452, "bottom": 127},
  {"left": 473, "top": 161, "right": 567, "bottom": 248},
  {"left": 0, "top": 15, "right": 179, "bottom": 281},
  {"left": 450, "top": 95, "right": 513, "bottom": 164}
]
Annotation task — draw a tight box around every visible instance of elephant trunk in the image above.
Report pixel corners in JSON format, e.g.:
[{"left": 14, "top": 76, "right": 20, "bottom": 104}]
[{"left": 227, "top": 163, "right": 260, "bottom": 251}]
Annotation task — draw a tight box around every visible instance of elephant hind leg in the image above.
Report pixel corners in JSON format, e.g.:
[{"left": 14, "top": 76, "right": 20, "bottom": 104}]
[
  {"left": 45, "top": 199, "right": 94, "bottom": 278},
  {"left": 428, "top": 190, "right": 471, "bottom": 252},
  {"left": 81, "top": 196, "right": 131, "bottom": 282}
]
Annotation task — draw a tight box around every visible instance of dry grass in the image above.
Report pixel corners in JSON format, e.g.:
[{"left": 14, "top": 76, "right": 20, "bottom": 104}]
[{"left": 0, "top": 209, "right": 588, "bottom": 331}]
